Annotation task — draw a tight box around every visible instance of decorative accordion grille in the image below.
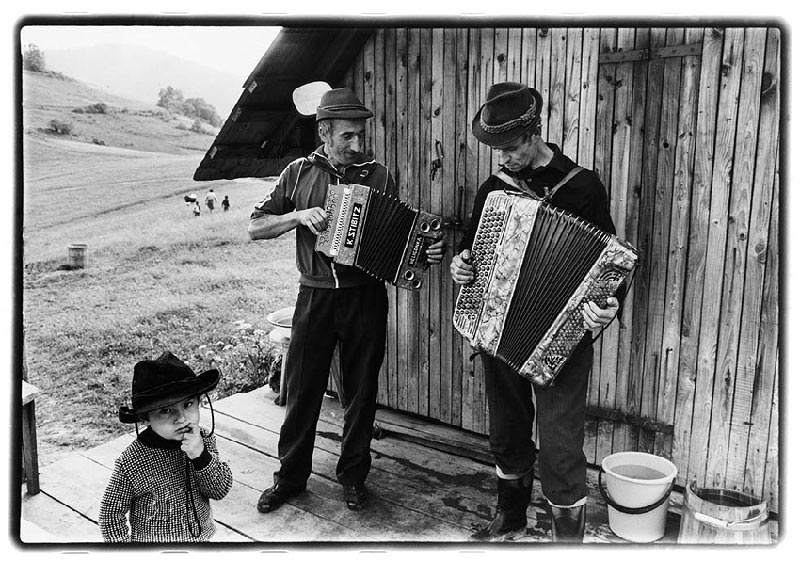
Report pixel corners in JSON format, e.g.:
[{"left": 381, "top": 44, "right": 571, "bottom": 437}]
[
  {"left": 328, "top": 187, "right": 352, "bottom": 256},
  {"left": 452, "top": 195, "right": 513, "bottom": 335}
]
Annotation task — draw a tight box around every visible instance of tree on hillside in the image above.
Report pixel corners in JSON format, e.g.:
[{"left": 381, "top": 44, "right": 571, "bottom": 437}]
[
  {"left": 158, "top": 86, "right": 222, "bottom": 127},
  {"left": 157, "top": 86, "right": 185, "bottom": 113},
  {"left": 183, "top": 97, "right": 222, "bottom": 127},
  {"left": 23, "top": 43, "right": 46, "bottom": 72}
]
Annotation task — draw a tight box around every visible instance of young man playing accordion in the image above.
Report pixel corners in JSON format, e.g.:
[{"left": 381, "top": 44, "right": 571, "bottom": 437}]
[{"left": 450, "top": 82, "right": 621, "bottom": 542}]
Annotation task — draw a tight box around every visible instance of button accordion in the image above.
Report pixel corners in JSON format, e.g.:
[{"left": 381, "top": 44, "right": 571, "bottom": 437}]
[
  {"left": 315, "top": 183, "right": 442, "bottom": 290},
  {"left": 453, "top": 191, "right": 639, "bottom": 388}
]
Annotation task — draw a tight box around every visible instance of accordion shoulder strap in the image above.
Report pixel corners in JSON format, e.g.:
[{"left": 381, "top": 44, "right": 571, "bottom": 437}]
[
  {"left": 545, "top": 166, "right": 584, "bottom": 200},
  {"left": 493, "top": 170, "right": 532, "bottom": 195},
  {"left": 493, "top": 166, "right": 585, "bottom": 201}
]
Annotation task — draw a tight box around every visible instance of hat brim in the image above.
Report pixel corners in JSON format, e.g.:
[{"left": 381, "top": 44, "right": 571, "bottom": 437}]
[
  {"left": 119, "top": 405, "right": 141, "bottom": 424},
  {"left": 119, "top": 368, "right": 220, "bottom": 423}
]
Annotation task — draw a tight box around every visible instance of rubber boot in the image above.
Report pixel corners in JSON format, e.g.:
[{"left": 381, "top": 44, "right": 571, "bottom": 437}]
[
  {"left": 550, "top": 504, "right": 586, "bottom": 542},
  {"left": 471, "top": 472, "right": 533, "bottom": 541}
]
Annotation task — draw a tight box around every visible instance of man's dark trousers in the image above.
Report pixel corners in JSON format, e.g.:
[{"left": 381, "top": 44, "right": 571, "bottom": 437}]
[
  {"left": 275, "top": 281, "right": 388, "bottom": 490},
  {"left": 483, "top": 342, "right": 593, "bottom": 505}
]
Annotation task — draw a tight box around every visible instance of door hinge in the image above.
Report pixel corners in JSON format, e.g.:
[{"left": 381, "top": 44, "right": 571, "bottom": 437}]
[{"left": 599, "top": 43, "right": 703, "bottom": 64}]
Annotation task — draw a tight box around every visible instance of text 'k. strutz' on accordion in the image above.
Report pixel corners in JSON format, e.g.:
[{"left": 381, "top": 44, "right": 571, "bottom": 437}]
[
  {"left": 315, "top": 183, "right": 443, "bottom": 290},
  {"left": 453, "top": 191, "right": 639, "bottom": 388}
]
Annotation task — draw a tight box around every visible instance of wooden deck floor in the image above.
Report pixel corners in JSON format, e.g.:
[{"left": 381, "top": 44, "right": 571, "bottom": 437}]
[{"left": 18, "top": 385, "right": 722, "bottom": 547}]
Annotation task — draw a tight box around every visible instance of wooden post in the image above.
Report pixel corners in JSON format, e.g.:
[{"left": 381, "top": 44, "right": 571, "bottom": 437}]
[{"left": 22, "top": 381, "right": 40, "bottom": 495}]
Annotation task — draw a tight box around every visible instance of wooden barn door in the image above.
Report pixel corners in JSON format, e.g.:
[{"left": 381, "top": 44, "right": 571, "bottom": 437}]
[
  {"left": 341, "top": 28, "right": 492, "bottom": 433},
  {"left": 585, "top": 27, "right": 780, "bottom": 513}
]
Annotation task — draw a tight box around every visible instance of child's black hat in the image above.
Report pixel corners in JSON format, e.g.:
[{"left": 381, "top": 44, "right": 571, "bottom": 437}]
[{"left": 119, "top": 351, "right": 219, "bottom": 423}]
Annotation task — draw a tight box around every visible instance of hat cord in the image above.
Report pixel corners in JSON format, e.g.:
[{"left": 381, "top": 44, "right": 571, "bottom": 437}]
[
  {"left": 184, "top": 392, "right": 216, "bottom": 538},
  {"left": 133, "top": 377, "right": 199, "bottom": 400},
  {"left": 184, "top": 458, "right": 202, "bottom": 538},
  {"left": 205, "top": 392, "right": 216, "bottom": 436},
  {"left": 480, "top": 103, "right": 540, "bottom": 134},
  {"left": 322, "top": 103, "right": 368, "bottom": 111}
]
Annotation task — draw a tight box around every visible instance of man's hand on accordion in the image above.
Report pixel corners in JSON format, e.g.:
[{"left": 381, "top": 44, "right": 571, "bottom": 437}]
[
  {"left": 298, "top": 207, "right": 329, "bottom": 235},
  {"left": 582, "top": 297, "right": 620, "bottom": 335},
  {"left": 425, "top": 236, "right": 447, "bottom": 265},
  {"left": 450, "top": 249, "right": 475, "bottom": 285}
]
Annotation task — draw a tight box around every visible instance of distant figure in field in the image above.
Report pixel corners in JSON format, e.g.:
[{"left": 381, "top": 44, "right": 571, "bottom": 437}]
[
  {"left": 184, "top": 193, "right": 198, "bottom": 204},
  {"left": 222, "top": 195, "right": 230, "bottom": 212},
  {"left": 205, "top": 189, "right": 217, "bottom": 212},
  {"left": 193, "top": 201, "right": 201, "bottom": 217},
  {"left": 98, "top": 352, "right": 232, "bottom": 542}
]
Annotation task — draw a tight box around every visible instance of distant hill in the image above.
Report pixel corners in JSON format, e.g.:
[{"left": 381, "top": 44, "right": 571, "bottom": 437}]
[
  {"left": 22, "top": 69, "right": 220, "bottom": 155},
  {"left": 42, "top": 43, "right": 248, "bottom": 119}
]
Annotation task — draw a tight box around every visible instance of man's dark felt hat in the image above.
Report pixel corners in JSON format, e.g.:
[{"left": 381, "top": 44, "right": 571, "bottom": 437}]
[
  {"left": 471, "top": 82, "right": 544, "bottom": 147},
  {"left": 316, "top": 87, "right": 373, "bottom": 121},
  {"left": 118, "top": 351, "right": 219, "bottom": 423}
]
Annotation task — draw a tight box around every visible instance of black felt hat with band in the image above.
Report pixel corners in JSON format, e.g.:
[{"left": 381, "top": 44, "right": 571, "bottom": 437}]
[
  {"left": 118, "top": 351, "right": 219, "bottom": 423},
  {"left": 316, "top": 87, "right": 373, "bottom": 121},
  {"left": 471, "top": 82, "right": 544, "bottom": 147}
]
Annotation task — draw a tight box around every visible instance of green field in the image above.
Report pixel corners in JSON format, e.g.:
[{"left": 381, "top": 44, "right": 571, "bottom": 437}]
[{"left": 22, "top": 70, "right": 298, "bottom": 466}]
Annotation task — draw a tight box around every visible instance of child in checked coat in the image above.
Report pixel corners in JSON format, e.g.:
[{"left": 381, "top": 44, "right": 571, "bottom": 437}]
[{"left": 99, "top": 351, "right": 233, "bottom": 542}]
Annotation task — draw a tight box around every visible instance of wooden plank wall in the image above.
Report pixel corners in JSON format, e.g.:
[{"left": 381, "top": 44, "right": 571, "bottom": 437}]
[{"left": 340, "top": 25, "right": 781, "bottom": 513}]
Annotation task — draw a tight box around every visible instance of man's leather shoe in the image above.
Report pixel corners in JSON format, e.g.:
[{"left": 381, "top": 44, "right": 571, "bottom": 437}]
[
  {"left": 343, "top": 483, "right": 369, "bottom": 511},
  {"left": 257, "top": 483, "right": 304, "bottom": 513}
]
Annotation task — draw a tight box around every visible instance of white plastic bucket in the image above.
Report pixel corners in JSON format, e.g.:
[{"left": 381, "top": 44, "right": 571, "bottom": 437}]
[
  {"left": 600, "top": 451, "right": 677, "bottom": 543},
  {"left": 266, "top": 307, "right": 295, "bottom": 407},
  {"left": 266, "top": 306, "right": 295, "bottom": 328}
]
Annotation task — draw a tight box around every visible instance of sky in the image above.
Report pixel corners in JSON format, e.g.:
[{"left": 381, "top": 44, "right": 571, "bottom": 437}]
[{"left": 18, "top": 24, "right": 281, "bottom": 79}]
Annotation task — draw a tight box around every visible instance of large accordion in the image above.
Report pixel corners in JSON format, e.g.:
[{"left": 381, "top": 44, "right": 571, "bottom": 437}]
[
  {"left": 315, "top": 183, "right": 442, "bottom": 290},
  {"left": 453, "top": 191, "right": 639, "bottom": 388}
]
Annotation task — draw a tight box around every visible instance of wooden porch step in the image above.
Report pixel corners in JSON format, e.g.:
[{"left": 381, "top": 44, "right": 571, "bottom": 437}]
[
  {"left": 211, "top": 390, "right": 490, "bottom": 539},
  {"left": 21, "top": 490, "right": 100, "bottom": 543}
]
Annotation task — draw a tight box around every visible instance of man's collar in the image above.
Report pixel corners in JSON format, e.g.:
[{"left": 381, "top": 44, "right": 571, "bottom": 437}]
[
  {"left": 542, "top": 143, "right": 573, "bottom": 173},
  {"left": 310, "top": 146, "right": 375, "bottom": 173}
]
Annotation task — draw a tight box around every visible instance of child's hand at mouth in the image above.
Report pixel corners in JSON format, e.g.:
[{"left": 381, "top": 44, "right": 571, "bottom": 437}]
[{"left": 180, "top": 422, "right": 204, "bottom": 459}]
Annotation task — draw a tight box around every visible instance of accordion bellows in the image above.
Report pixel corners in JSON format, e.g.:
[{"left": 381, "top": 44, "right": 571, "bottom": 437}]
[
  {"left": 453, "top": 191, "right": 638, "bottom": 388},
  {"left": 316, "top": 184, "right": 442, "bottom": 290}
]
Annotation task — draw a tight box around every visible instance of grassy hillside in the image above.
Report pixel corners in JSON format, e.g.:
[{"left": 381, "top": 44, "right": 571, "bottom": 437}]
[
  {"left": 22, "top": 69, "right": 218, "bottom": 155},
  {"left": 22, "top": 71, "right": 299, "bottom": 466}
]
